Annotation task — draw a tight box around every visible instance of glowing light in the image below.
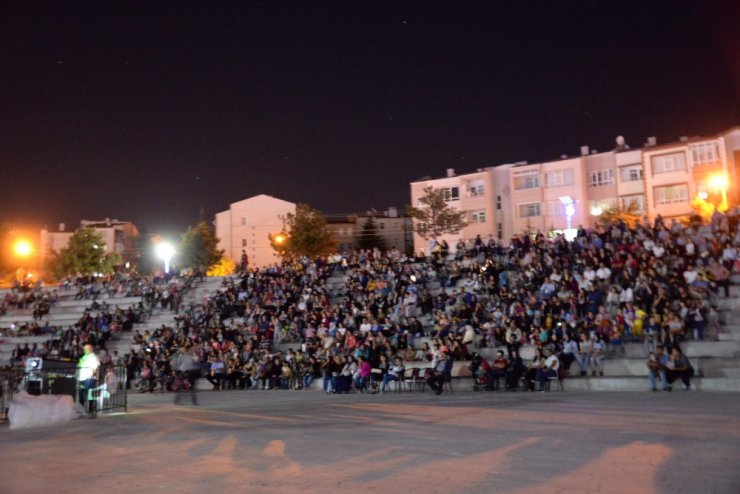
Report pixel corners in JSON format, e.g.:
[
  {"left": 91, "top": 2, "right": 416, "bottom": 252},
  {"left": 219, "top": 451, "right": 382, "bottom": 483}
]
[
  {"left": 274, "top": 233, "right": 286, "bottom": 245},
  {"left": 707, "top": 173, "right": 728, "bottom": 192},
  {"left": 590, "top": 207, "right": 603, "bottom": 216},
  {"left": 14, "top": 240, "right": 32, "bottom": 257},
  {"left": 559, "top": 196, "right": 576, "bottom": 232},
  {"left": 155, "top": 242, "right": 175, "bottom": 273},
  {"left": 697, "top": 192, "right": 708, "bottom": 200},
  {"left": 707, "top": 173, "right": 729, "bottom": 212}
]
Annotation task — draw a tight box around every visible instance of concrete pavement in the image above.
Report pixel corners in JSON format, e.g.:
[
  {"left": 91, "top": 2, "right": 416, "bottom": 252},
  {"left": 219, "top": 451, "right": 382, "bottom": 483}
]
[{"left": 1, "top": 389, "right": 739, "bottom": 493}]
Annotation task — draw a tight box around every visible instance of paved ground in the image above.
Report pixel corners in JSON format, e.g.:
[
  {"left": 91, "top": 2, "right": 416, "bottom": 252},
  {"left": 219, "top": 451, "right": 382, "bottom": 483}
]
[{"left": 1, "top": 389, "right": 739, "bottom": 494}]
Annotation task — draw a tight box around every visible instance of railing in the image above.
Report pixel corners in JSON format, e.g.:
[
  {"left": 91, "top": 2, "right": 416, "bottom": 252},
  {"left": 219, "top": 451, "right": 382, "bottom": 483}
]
[
  {"left": 87, "top": 365, "right": 128, "bottom": 418},
  {"left": 0, "top": 364, "right": 127, "bottom": 422}
]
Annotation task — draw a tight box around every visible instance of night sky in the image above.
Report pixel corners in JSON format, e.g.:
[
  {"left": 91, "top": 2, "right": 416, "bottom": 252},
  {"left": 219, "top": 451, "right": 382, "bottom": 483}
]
[{"left": 1, "top": 1, "right": 738, "bottom": 236}]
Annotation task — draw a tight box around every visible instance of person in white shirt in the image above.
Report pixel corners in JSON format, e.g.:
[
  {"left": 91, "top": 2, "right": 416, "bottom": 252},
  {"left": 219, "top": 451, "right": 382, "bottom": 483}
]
[
  {"left": 683, "top": 265, "right": 698, "bottom": 284},
  {"left": 619, "top": 286, "right": 634, "bottom": 304},
  {"left": 536, "top": 348, "right": 560, "bottom": 391},
  {"left": 583, "top": 267, "right": 596, "bottom": 283}
]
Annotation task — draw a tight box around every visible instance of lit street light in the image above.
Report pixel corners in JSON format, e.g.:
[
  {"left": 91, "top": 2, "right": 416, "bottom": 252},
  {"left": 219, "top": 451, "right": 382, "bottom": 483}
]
[
  {"left": 14, "top": 240, "right": 32, "bottom": 258},
  {"left": 155, "top": 242, "right": 175, "bottom": 274},
  {"left": 707, "top": 173, "right": 729, "bottom": 212}
]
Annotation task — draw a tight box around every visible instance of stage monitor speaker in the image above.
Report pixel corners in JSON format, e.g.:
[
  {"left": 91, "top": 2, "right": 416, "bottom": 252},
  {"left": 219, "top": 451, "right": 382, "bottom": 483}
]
[{"left": 47, "top": 377, "right": 77, "bottom": 398}]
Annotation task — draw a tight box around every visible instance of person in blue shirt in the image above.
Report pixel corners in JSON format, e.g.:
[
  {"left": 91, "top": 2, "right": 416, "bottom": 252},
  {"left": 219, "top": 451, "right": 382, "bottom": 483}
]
[{"left": 647, "top": 345, "right": 670, "bottom": 391}]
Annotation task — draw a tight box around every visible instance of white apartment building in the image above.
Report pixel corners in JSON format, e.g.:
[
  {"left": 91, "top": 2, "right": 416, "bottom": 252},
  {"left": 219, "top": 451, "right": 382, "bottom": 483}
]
[
  {"left": 214, "top": 194, "right": 296, "bottom": 268},
  {"left": 410, "top": 167, "right": 499, "bottom": 254},
  {"left": 408, "top": 127, "right": 739, "bottom": 248},
  {"left": 509, "top": 155, "right": 592, "bottom": 236},
  {"left": 642, "top": 130, "right": 739, "bottom": 219}
]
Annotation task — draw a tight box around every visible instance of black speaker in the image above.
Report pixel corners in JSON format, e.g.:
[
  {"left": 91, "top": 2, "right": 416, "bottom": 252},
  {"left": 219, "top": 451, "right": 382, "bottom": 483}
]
[
  {"left": 26, "top": 380, "right": 42, "bottom": 395},
  {"left": 48, "top": 377, "right": 77, "bottom": 398}
]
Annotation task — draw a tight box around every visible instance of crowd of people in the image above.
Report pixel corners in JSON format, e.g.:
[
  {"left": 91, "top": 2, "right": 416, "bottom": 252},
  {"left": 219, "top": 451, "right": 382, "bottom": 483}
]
[
  {"left": 122, "top": 209, "right": 737, "bottom": 395},
  {"left": 4, "top": 208, "right": 740, "bottom": 396},
  {"left": 2, "top": 272, "right": 196, "bottom": 365}
]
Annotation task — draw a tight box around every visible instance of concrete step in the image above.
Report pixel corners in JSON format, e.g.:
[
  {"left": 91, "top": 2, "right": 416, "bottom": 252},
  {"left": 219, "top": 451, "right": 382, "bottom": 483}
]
[
  {"left": 184, "top": 375, "right": 739, "bottom": 392},
  {"left": 56, "top": 296, "right": 142, "bottom": 308},
  {"left": 719, "top": 333, "right": 740, "bottom": 341}
]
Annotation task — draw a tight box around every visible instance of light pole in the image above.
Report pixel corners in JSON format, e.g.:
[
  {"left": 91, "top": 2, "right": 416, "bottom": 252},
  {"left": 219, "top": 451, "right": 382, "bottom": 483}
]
[{"left": 155, "top": 242, "right": 175, "bottom": 274}]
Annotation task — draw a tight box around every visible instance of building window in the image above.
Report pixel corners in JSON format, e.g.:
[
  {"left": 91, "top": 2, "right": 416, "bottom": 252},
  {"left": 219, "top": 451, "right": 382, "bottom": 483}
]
[
  {"left": 651, "top": 152, "right": 686, "bottom": 174},
  {"left": 470, "top": 210, "right": 486, "bottom": 223},
  {"left": 497, "top": 223, "right": 503, "bottom": 239},
  {"left": 620, "top": 194, "right": 646, "bottom": 212},
  {"left": 468, "top": 180, "right": 485, "bottom": 196},
  {"left": 546, "top": 169, "right": 574, "bottom": 187},
  {"left": 518, "top": 203, "right": 541, "bottom": 218},
  {"left": 241, "top": 216, "right": 248, "bottom": 226},
  {"left": 691, "top": 142, "right": 720, "bottom": 167},
  {"left": 654, "top": 184, "right": 689, "bottom": 206},
  {"left": 619, "top": 166, "right": 643, "bottom": 182},
  {"left": 588, "top": 169, "right": 614, "bottom": 187},
  {"left": 379, "top": 222, "right": 385, "bottom": 229},
  {"left": 513, "top": 175, "right": 540, "bottom": 190},
  {"left": 496, "top": 195, "right": 502, "bottom": 210},
  {"left": 439, "top": 186, "right": 460, "bottom": 201},
  {"left": 242, "top": 239, "right": 247, "bottom": 247},
  {"left": 545, "top": 200, "right": 565, "bottom": 217}
]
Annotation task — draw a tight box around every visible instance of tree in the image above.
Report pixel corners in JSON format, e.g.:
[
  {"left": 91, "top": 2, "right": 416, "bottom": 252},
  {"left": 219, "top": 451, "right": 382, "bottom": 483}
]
[
  {"left": 179, "top": 220, "right": 223, "bottom": 271},
  {"left": 207, "top": 257, "right": 236, "bottom": 276},
  {"left": 597, "top": 203, "right": 643, "bottom": 229},
  {"left": 358, "top": 216, "right": 385, "bottom": 250},
  {"left": 269, "top": 204, "right": 336, "bottom": 259},
  {"left": 407, "top": 186, "right": 467, "bottom": 240},
  {"left": 691, "top": 195, "right": 715, "bottom": 223},
  {"left": 49, "top": 228, "right": 122, "bottom": 278}
]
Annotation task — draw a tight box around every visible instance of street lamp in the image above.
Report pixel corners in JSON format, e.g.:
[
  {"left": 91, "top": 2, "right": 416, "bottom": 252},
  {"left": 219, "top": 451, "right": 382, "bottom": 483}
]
[
  {"left": 155, "top": 242, "right": 175, "bottom": 274},
  {"left": 707, "top": 173, "right": 729, "bottom": 212},
  {"left": 14, "top": 240, "right": 32, "bottom": 258}
]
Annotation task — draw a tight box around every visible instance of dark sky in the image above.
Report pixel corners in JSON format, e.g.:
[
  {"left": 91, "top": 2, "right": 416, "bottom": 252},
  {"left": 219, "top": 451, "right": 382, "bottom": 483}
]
[{"left": 1, "top": 1, "right": 738, "bottom": 236}]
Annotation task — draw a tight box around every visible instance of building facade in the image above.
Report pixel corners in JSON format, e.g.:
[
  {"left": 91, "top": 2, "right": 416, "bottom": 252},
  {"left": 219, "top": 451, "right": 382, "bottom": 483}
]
[
  {"left": 326, "top": 208, "right": 411, "bottom": 254},
  {"left": 409, "top": 127, "right": 740, "bottom": 252},
  {"left": 214, "top": 194, "right": 296, "bottom": 269},
  {"left": 39, "top": 219, "right": 140, "bottom": 265}
]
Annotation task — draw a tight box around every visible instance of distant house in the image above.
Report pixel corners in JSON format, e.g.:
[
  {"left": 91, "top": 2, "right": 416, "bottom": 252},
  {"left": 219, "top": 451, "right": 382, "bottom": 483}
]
[
  {"left": 214, "top": 194, "right": 296, "bottom": 268},
  {"left": 40, "top": 218, "right": 140, "bottom": 264}
]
